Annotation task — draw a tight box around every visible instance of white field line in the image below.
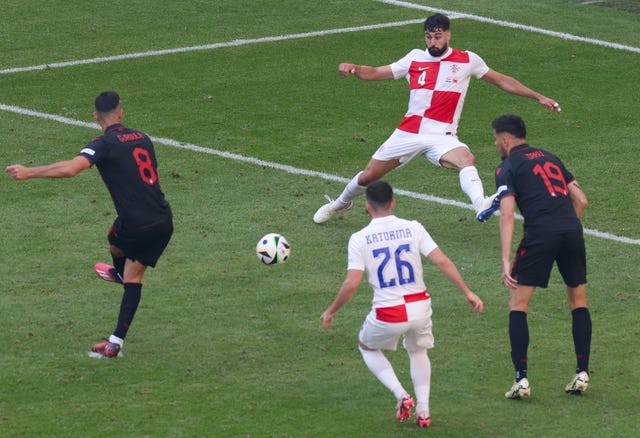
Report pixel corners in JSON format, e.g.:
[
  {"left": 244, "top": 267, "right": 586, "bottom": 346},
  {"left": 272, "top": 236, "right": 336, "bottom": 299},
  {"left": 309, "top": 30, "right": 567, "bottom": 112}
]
[
  {"left": 1, "top": 8, "right": 638, "bottom": 245},
  {"left": 0, "top": 20, "right": 423, "bottom": 75},
  {"left": 376, "top": 0, "right": 640, "bottom": 53},
  {"left": 1, "top": 5, "right": 639, "bottom": 75},
  {"left": 2, "top": 102, "right": 639, "bottom": 246}
]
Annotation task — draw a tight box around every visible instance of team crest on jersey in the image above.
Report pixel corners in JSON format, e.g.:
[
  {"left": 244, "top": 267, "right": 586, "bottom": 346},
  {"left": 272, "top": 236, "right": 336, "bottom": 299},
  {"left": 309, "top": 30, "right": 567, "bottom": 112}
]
[{"left": 443, "top": 64, "right": 462, "bottom": 84}]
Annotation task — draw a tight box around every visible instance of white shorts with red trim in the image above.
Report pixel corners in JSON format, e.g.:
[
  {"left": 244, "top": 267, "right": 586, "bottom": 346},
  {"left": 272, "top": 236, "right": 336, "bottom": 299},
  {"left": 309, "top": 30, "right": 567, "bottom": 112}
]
[
  {"left": 372, "top": 129, "right": 468, "bottom": 168},
  {"left": 359, "top": 291, "right": 434, "bottom": 351}
]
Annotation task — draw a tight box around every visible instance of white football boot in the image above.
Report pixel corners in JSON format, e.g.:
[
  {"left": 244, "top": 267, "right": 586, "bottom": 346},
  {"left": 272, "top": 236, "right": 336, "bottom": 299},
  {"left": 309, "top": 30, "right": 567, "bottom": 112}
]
[
  {"left": 313, "top": 195, "right": 353, "bottom": 224},
  {"left": 505, "top": 378, "right": 531, "bottom": 399},
  {"left": 565, "top": 371, "right": 589, "bottom": 395}
]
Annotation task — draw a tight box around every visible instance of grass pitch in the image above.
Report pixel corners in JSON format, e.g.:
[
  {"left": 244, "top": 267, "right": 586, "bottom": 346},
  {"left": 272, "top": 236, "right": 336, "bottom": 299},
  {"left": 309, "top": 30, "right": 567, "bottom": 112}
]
[{"left": 1, "top": 1, "right": 639, "bottom": 436}]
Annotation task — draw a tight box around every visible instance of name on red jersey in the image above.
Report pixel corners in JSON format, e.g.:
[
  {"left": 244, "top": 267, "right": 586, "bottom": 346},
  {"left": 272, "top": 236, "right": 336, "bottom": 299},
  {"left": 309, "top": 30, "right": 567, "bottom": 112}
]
[
  {"left": 525, "top": 151, "right": 545, "bottom": 159},
  {"left": 117, "top": 132, "right": 144, "bottom": 142}
]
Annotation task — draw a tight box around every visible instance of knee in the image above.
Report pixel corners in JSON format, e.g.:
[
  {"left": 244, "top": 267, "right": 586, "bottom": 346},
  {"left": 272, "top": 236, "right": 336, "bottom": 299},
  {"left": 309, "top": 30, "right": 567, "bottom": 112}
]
[
  {"left": 456, "top": 155, "right": 476, "bottom": 169},
  {"left": 567, "top": 285, "right": 588, "bottom": 310},
  {"left": 358, "top": 340, "right": 376, "bottom": 351},
  {"left": 357, "top": 172, "right": 374, "bottom": 187},
  {"left": 405, "top": 346, "right": 427, "bottom": 356},
  {"left": 110, "top": 245, "right": 125, "bottom": 257},
  {"left": 440, "top": 148, "right": 476, "bottom": 170}
]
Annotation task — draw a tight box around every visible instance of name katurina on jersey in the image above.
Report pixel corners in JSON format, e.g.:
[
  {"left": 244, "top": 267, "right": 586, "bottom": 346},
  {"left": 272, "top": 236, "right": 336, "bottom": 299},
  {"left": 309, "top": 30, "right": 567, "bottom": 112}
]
[{"left": 365, "top": 228, "right": 413, "bottom": 245}]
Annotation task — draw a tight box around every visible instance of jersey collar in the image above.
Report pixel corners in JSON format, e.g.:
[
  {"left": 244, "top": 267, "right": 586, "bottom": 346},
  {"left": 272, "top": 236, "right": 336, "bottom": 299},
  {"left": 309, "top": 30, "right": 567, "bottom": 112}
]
[
  {"left": 104, "top": 123, "right": 125, "bottom": 134},
  {"left": 510, "top": 143, "right": 531, "bottom": 155}
]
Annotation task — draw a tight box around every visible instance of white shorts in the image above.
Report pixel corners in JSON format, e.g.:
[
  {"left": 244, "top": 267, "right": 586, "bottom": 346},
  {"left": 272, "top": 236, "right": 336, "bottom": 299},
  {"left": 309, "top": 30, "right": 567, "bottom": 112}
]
[
  {"left": 359, "top": 311, "right": 434, "bottom": 352},
  {"left": 372, "top": 129, "right": 468, "bottom": 168}
]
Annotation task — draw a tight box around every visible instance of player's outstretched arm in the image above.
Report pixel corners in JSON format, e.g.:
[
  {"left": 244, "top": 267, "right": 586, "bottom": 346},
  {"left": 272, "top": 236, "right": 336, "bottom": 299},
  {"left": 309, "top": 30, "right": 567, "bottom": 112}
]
[
  {"left": 427, "top": 248, "right": 484, "bottom": 313},
  {"left": 481, "top": 69, "right": 561, "bottom": 113},
  {"left": 338, "top": 63, "right": 394, "bottom": 81},
  {"left": 6, "top": 155, "right": 91, "bottom": 180}
]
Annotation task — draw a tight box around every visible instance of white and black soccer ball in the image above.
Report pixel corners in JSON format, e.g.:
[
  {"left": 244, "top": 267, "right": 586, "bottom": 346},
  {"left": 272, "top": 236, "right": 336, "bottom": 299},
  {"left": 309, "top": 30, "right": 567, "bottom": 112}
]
[{"left": 256, "top": 233, "right": 290, "bottom": 265}]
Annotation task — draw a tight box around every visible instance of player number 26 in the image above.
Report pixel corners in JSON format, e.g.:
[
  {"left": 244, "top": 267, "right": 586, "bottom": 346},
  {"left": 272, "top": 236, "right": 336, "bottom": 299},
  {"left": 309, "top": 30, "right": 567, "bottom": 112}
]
[{"left": 372, "top": 244, "right": 415, "bottom": 288}]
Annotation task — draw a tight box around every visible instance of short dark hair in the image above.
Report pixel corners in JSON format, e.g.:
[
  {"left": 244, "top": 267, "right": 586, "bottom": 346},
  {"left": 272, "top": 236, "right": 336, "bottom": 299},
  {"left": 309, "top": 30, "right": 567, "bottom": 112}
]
[
  {"left": 366, "top": 181, "right": 394, "bottom": 210},
  {"left": 424, "top": 13, "right": 450, "bottom": 32},
  {"left": 492, "top": 114, "right": 527, "bottom": 139},
  {"left": 95, "top": 91, "right": 120, "bottom": 113}
]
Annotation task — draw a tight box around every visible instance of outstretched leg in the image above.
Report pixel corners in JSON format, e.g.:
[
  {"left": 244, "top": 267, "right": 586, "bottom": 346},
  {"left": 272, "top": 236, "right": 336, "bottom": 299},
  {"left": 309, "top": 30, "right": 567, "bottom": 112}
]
[
  {"left": 459, "top": 165, "right": 485, "bottom": 211},
  {"left": 313, "top": 158, "right": 399, "bottom": 223}
]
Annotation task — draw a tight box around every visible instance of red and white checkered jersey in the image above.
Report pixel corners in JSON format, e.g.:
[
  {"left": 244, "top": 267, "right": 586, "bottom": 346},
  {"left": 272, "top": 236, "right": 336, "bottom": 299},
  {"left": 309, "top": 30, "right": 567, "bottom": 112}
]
[
  {"left": 347, "top": 215, "right": 438, "bottom": 310},
  {"left": 390, "top": 47, "right": 490, "bottom": 135}
]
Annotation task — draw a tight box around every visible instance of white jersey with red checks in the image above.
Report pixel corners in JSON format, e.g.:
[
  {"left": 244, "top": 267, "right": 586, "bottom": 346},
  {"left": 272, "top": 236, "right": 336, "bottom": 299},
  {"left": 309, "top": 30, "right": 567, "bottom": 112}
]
[
  {"left": 389, "top": 47, "right": 490, "bottom": 135},
  {"left": 347, "top": 215, "right": 438, "bottom": 313}
]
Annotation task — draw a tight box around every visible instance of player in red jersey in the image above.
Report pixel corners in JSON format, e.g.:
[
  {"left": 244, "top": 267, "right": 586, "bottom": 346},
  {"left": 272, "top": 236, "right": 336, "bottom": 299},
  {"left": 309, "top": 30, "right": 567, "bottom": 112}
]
[
  {"left": 6, "top": 91, "right": 173, "bottom": 358},
  {"left": 313, "top": 13, "right": 561, "bottom": 224},
  {"left": 489, "top": 114, "right": 590, "bottom": 399}
]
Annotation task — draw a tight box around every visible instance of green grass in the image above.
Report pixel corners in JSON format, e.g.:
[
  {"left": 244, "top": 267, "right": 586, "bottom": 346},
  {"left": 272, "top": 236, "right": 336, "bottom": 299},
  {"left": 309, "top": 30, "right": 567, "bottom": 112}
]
[{"left": 1, "top": 1, "right": 639, "bottom": 437}]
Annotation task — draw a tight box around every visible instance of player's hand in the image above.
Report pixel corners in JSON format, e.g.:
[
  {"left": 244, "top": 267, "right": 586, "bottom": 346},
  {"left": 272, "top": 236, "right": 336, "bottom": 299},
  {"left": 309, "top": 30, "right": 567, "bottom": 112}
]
[
  {"left": 338, "top": 63, "right": 357, "bottom": 78},
  {"left": 466, "top": 292, "right": 484, "bottom": 313},
  {"left": 541, "top": 97, "right": 561, "bottom": 113},
  {"left": 320, "top": 311, "right": 334, "bottom": 329},
  {"left": 501, "top": 260, "right": 518, "bottom": 289},
  {"left": 502, "top": 270, "right": 519, "bottom": 289},
  {"left": 502, "top": 273, "right": 518, "bottom": 289},
  {"left": 5, "top": 164, "right": 29, "bottom": 180}
]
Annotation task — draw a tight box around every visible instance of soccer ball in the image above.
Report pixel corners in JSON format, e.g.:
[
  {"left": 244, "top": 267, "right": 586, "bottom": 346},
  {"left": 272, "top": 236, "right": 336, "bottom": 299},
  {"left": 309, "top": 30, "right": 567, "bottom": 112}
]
[{"left": 256, "top": 233, "right": 291, "bottom": 265}]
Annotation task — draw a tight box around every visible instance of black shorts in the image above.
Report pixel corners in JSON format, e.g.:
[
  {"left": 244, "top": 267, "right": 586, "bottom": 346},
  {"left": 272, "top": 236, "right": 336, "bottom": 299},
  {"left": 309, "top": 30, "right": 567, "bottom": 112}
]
[
  {"left": 108, "top": 216, "right": 173, "bottom": 267},
  {"left": 511, "top": 228, "right": 586, "bottom": 288}
]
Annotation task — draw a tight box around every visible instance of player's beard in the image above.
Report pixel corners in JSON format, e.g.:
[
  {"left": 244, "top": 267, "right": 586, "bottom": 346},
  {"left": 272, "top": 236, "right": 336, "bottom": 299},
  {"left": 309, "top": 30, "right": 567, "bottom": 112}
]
[{"left": 428, "top": 44, "right": 448, "bottom": 57}]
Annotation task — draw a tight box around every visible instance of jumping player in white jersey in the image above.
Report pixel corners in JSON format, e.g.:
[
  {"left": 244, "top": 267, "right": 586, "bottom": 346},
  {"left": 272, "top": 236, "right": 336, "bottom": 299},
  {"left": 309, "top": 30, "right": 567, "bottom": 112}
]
[
  {"left": 313, "top": 13, "right": 561, "bottom": 224},
  {"left": 320, "top": 181, "right": 483, "bottom": 428}
]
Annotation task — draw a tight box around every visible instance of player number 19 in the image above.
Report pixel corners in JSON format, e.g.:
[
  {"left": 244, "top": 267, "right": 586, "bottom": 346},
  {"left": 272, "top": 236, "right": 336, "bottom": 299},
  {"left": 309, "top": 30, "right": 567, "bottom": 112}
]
[{"left": 533, "top": 161, "right": 568, "bottom": 197}]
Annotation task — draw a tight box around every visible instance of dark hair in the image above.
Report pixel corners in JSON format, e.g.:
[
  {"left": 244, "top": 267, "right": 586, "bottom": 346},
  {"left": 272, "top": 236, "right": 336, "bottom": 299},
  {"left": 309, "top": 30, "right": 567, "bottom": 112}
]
[
  {"left": 424, "top": 13, "right": 450, "bottom": 32},
  {"left": 492, "top": 114, "right": 527, "bottom": 139},
  {"left": 366, "top": 181, "right": 394, "bottom": 210},
  {"left": 95, "top": 91, "right": 120, "bottom": 113}
]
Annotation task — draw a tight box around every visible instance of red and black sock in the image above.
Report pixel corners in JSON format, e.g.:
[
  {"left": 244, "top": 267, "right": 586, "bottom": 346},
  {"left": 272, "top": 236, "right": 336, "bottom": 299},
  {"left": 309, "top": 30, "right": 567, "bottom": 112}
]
[
  {"left": 111, "top": 254, "right": 126, "bottom": 279},
  {"left": 113, "top": 283, "right": 142, "bottom": 340},
  {"left": 509, "top": 311, "right": 529, "bottom": 381},
  {"left": 571, "top": 307, "right": 592, "bottom": 374}
]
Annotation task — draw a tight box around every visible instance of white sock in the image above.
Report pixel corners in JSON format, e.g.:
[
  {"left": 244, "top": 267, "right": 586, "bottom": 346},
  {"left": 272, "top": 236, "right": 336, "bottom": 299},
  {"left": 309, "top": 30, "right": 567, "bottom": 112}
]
[
  {"left": 109, "top": 334, "right": 124, "bottom": 347},
  {"left": 335, "top": 171, "right": 366, "bottom": 207},
  {"left": 459, "top": 166, "right": 485, "bottom": 211},
  {"left": 408, "top": 349, "right": 431, "bottom": 417},
  {"left": 359, "top": 346, "right": 406, "bottom": 400}
]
